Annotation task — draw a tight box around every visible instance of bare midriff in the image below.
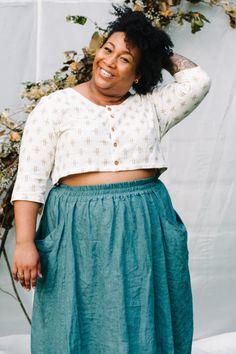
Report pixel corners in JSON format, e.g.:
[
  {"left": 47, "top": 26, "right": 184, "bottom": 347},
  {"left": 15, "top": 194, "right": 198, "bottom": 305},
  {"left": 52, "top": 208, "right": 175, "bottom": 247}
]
[{"left": 59, "top": 168, "right": 158, "bottom": 186}]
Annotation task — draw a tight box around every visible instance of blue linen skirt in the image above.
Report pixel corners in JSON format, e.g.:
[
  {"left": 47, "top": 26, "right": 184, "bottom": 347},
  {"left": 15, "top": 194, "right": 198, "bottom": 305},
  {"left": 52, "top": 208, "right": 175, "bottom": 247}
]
[{"left": 31, "top": 176, "right": 193, "bottom": 354}]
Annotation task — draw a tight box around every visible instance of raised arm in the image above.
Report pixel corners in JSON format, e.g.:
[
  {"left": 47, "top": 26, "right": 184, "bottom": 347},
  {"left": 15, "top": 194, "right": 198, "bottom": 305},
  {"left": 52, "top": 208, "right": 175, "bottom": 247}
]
[
  {"left": 150, "top": 53, "right": 211, "bottom": 139},
  {"left": 168, "top": 53, "right": 198, "bottom": 75}
]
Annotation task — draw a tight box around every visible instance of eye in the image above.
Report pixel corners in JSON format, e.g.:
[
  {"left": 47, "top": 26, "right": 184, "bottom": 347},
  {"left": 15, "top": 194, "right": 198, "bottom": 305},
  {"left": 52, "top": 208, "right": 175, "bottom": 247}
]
[
  {"left": 103, "top": 46, "right": 112, "bottom": 53},
  {"left": 121, "top": 57, "right": 129, "bottom": 63}
]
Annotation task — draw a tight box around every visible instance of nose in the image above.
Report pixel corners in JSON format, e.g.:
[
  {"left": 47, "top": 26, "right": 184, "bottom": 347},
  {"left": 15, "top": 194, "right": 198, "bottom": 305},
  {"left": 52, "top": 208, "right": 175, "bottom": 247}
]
[{"left": 103, "top": 54, "right": 116, "bottom": 68}]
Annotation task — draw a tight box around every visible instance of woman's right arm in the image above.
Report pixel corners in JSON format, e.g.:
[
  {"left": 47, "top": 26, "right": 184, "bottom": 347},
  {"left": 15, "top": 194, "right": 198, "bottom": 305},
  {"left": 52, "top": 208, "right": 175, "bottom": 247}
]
[
  {"left": 12, "top": 201, "right": 42, "bottom": 291},
  {"left": 11, "top": 93, "right": 60, "bottom": 290}
]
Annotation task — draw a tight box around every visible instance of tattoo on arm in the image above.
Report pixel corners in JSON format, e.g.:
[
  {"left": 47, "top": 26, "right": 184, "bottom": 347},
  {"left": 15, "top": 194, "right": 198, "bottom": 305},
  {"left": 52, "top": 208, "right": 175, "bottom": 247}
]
[{"left": 168, "top": 53, "right": 197, "bottom": 75}]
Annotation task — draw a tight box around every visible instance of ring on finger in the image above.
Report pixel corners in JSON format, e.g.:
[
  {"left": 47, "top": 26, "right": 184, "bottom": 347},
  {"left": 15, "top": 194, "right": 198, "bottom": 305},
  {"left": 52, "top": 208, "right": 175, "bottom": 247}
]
[{"left": 17, "top": 272, "right": 24, "bottom": 279}]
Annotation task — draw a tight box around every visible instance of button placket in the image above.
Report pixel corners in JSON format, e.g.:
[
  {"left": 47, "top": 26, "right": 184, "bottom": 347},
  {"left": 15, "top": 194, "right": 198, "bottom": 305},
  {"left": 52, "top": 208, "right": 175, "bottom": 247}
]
[
  {"left": 106, "top": 106, "right": 120, "bottom": 166},
  {"left": 108, "top": 110, "right": 116, "bottom": 137}
]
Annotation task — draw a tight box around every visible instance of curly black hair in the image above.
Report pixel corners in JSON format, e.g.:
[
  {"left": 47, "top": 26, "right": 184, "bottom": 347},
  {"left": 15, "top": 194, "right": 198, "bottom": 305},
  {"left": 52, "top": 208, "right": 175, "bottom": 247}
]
[{"left": 105, "top": 6, "right": 174, "bottom": 95}]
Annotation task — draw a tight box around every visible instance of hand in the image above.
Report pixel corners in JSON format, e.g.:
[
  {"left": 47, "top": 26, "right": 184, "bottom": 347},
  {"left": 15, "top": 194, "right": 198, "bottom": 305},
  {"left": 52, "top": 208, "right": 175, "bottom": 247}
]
[
  {"left": 12, "top": 241, "right": 42, "bottom": 291},
  {"left": 165, "top": 53, "right": 197, "bottom": 75}
]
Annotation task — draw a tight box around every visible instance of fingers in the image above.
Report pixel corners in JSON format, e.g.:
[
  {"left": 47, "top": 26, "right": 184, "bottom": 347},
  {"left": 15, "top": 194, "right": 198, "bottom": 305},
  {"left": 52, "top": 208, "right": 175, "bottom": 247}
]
[
  {"left": 37, "top": 262, "right": 43, "bottom": 279},
  {"left": 12, "top": 244, "right": 43, "bottom": 291},
  {"left": 15, "top": 268, "right": 28, "bottom": 290},
  {"left": 23, "top": 269, "right": 31, "bottom": 291},
  {"left": 14, "top": 269, "right": 24, "bottom": 283},
  {"left": 12, "top": 264, "right": 18, "bottom": 281},
  {"left": 31, "top": 268, "right": 38, "bottom": 289},
  {"left": 12, "top": 266, "right": 43, "bottom": 291}
]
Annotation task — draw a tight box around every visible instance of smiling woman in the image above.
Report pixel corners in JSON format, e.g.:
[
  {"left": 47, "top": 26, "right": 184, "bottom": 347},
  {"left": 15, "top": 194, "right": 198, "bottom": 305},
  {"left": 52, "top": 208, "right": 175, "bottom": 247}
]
[
  {"left": 75, "top": 32, "right": 141, "bottom": 106},
  {"left": 11, "top": 5, "right": 211, "bottom": 354}
]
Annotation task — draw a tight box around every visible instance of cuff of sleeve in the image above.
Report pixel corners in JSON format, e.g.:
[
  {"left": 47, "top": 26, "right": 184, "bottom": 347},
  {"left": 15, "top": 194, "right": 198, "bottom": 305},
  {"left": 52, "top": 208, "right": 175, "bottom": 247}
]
[
  {"left": 173, "top": 65, "right": 211, "bottom": 91},
  {"left": 173, "top": 65, "right": 209, "bottom": 80},
  {"left": 173, "top": 65, "right": 200, "bottom": 78},
  {"left": 10, "top": 193, "right": 45, "bottom": 205}
]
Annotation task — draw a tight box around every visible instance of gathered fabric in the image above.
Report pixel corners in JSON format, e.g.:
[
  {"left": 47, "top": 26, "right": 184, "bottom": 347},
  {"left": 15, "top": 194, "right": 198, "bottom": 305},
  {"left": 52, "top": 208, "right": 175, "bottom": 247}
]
[{"left": 31, "top": 176, "right": 193, "bottom": 354}]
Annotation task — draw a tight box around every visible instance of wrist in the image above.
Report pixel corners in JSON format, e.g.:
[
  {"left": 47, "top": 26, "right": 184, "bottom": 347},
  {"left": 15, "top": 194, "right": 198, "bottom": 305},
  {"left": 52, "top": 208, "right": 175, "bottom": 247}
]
[
  {"left": 16, "top": 240, "right": 36, "bottom": 247},
  {"left": 168, "top": 53, "right": 197, "bottom": 75}
]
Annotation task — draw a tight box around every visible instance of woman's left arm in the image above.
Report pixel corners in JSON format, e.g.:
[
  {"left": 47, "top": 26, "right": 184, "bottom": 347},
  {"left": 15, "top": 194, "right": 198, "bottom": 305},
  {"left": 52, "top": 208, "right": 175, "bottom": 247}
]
[
  {"left": 167, "top": 53, "right": 197, "bottom": 75},
  {"left": 150, "top": 53, "right": 211, "bottom": 139}
]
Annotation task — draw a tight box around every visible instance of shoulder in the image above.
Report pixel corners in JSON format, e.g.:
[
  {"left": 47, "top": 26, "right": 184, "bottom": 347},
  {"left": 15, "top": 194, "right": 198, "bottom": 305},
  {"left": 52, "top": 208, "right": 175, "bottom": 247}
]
[
  {"left": 129, "top": 92, "right": 152, "bottom": 105},
  {"left": 31, "top": 88, "right": 78, "bottom": 117},
  {"left": 40, "top": 87, "right": 73, "bottom": 104}
]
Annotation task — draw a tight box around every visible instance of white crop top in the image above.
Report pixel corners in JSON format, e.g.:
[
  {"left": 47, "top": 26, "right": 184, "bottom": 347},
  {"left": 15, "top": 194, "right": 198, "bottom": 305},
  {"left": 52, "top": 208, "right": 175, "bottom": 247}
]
[{"left": 11, "top": 66, "right": 211, "bottom": 204}]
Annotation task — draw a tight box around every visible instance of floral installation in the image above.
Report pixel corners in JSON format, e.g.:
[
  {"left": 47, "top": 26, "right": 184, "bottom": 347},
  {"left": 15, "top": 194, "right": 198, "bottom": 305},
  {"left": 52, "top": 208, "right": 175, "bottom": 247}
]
[
  {"left": 0, "top": 0, "right": 235, "bottom": 323},
  {"left": 124, "top": 0, "right": 236, "bottom": 32}
]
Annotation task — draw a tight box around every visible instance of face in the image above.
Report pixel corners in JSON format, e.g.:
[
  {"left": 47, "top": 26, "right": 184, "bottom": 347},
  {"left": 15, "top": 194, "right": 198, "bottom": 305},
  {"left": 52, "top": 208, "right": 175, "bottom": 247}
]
[{"left": 91, "top": 32, "right": 141, "bottom": 98}]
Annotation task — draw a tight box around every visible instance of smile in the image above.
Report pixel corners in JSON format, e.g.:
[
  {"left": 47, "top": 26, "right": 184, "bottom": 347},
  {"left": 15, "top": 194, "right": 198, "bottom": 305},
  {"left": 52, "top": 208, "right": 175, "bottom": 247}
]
[{"left": 99, "top": 68, "right": 114, "bottom": 79}]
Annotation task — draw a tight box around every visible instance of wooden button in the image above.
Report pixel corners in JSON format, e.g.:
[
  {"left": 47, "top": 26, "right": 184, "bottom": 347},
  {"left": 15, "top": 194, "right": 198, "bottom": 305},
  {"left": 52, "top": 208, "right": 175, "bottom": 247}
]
[
  {"left": 114, "top": 160, "right": 119, "bottom": 165},
  {"left": 111, "top": 127, "right": 115, "bottom": 132},
  {"left": 107, "top": 107, "right": 112, "bottom": 111},
  {"left": 113, "top": 142, "right": 117, "bottom": 147}
]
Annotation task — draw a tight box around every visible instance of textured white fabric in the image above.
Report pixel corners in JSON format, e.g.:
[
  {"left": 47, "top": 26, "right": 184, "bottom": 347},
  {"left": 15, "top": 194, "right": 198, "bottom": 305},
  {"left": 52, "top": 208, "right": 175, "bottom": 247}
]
[
  {"left": 192, "top": 332, "right": 236, "bottom": 354},
  {"left": 10, "top": 66, "right": 210, "bottom": 204},
  {"left": 0, "top": 335, "right": 30, "bottom": 354}
]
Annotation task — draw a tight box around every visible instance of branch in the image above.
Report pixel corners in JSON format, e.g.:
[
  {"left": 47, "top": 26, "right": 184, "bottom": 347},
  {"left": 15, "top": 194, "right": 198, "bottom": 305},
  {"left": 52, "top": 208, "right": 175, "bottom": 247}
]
[
  {"left": 0, "top": 286, "right": 17, "bottom": 301},
  {"left": 0, "top": 176, "right": 16, "bottom": 227}
]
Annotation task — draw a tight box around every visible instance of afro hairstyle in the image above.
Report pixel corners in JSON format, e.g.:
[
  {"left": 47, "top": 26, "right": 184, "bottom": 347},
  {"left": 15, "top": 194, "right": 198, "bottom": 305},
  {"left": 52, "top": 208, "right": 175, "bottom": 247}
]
[{"left": 105, "top": 6, "right": 174, "bottom": 94}]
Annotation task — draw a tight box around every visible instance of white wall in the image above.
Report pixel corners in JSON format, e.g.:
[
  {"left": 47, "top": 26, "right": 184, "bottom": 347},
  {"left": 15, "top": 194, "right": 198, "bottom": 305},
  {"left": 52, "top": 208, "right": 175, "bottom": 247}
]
[
  {"left": 163, "top": 5, "right": 236, "bottom": 339},
  {"left": 0, "top": 0, "right": 236, "bottom": 347}
]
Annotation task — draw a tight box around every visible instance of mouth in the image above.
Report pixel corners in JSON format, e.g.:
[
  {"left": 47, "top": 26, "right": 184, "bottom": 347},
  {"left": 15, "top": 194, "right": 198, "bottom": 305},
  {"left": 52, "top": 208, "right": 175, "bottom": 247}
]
[{"left": 99, "top": 67, "right": 114, "bottom": 79}]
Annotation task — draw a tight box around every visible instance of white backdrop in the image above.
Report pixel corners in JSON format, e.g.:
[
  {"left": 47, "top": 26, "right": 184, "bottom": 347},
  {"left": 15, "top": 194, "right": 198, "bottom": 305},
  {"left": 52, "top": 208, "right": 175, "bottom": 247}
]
[{"left": 0, "top": 0, "right": 236, "bottom": 352}]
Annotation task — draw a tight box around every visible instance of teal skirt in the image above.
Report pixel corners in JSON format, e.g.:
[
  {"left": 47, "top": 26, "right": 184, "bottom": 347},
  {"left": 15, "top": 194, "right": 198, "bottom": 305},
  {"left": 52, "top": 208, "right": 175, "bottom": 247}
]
[{"left": 32, "top": 176, "right": 193, "bottom": 354}]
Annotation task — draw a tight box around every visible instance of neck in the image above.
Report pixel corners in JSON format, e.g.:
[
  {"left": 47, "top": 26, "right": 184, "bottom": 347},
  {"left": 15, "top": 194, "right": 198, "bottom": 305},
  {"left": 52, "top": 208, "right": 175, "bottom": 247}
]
[{"left": 87, "top": 80, "right": 130, "bottom": 106}]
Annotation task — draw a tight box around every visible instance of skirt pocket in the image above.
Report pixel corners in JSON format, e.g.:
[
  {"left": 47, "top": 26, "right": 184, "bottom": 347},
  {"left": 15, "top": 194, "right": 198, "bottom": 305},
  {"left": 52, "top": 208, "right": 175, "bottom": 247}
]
[
  {"left": 165, "top": 210, "right": 188, "bottom": 237},
  {"left": 164, "top": 215, "right": 188, "bottom": 255},
  {"left": 162, "top": 212, "right": 193, "bottom": 351},
  {"left": 35, "top": 221, "right": 65, "bottom": 253}
]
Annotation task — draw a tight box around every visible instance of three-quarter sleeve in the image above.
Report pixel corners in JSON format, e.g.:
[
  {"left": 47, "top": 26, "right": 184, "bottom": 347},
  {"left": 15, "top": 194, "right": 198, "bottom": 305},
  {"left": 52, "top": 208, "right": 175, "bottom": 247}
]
[
  {"left": 10, "top": 95, "right": 59, "bottom": 205},
  {"left": 150, "top": 66, "right": 211, "bottom": 139}
]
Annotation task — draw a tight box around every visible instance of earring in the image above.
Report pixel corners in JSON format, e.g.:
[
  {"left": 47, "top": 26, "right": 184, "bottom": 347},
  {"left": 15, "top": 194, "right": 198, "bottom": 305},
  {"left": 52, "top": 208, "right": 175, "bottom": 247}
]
[{"left": 134, "top": 79, "right": 139, "bottom": 84}]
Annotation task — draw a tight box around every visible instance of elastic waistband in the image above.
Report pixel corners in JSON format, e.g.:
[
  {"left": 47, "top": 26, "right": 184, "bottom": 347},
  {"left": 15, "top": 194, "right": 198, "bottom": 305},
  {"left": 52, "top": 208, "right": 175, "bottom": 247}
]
[{"left": 53, "top": 176, "right": 160, "bottom": 198}]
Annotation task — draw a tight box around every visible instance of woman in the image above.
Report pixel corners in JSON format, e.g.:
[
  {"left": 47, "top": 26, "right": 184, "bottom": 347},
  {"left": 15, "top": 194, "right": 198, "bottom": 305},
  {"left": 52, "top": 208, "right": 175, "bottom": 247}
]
[{"left": 11, "top": 7, "right": 210, "bottom": 354}]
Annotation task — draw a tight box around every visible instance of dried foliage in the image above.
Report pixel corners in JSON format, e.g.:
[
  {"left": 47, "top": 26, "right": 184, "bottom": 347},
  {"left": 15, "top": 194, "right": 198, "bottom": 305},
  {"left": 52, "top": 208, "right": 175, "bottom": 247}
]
[{"left": 124, "top": 0, "right": 236, "bottom": 32}]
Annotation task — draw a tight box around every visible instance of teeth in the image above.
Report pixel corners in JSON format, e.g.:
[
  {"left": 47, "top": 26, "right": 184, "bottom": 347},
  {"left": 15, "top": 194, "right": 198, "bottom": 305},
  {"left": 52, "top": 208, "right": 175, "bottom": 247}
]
[{"left": 100, "top": 68, "right": 113, "bottom": 78}]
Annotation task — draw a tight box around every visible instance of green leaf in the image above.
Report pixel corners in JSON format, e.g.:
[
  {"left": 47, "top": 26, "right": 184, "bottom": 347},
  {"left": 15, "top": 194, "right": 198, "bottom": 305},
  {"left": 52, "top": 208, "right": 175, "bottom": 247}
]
[
  {"left": 77, "top": 16, "right": 87, "bottom": 25},
  {"left": 175, "top": 13, "right": 184, "bottom": 25},
  {"left": 200, "top": 14, "right": 211, "bottom": 23},
  {"left": 66, "top": 15, "right": 87, "bottom": 25},
  {"left": 63, "top": 59, "right": 74, "bottom": 65},
  {"left": 60, "top": 66, "right": 69, "bottom": 72},
  {"left": 191, "top": 21, "right": 202, "bottom": 33},
  {"left": 195, "top": 18, "right": 204, "bottom": 27}
]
